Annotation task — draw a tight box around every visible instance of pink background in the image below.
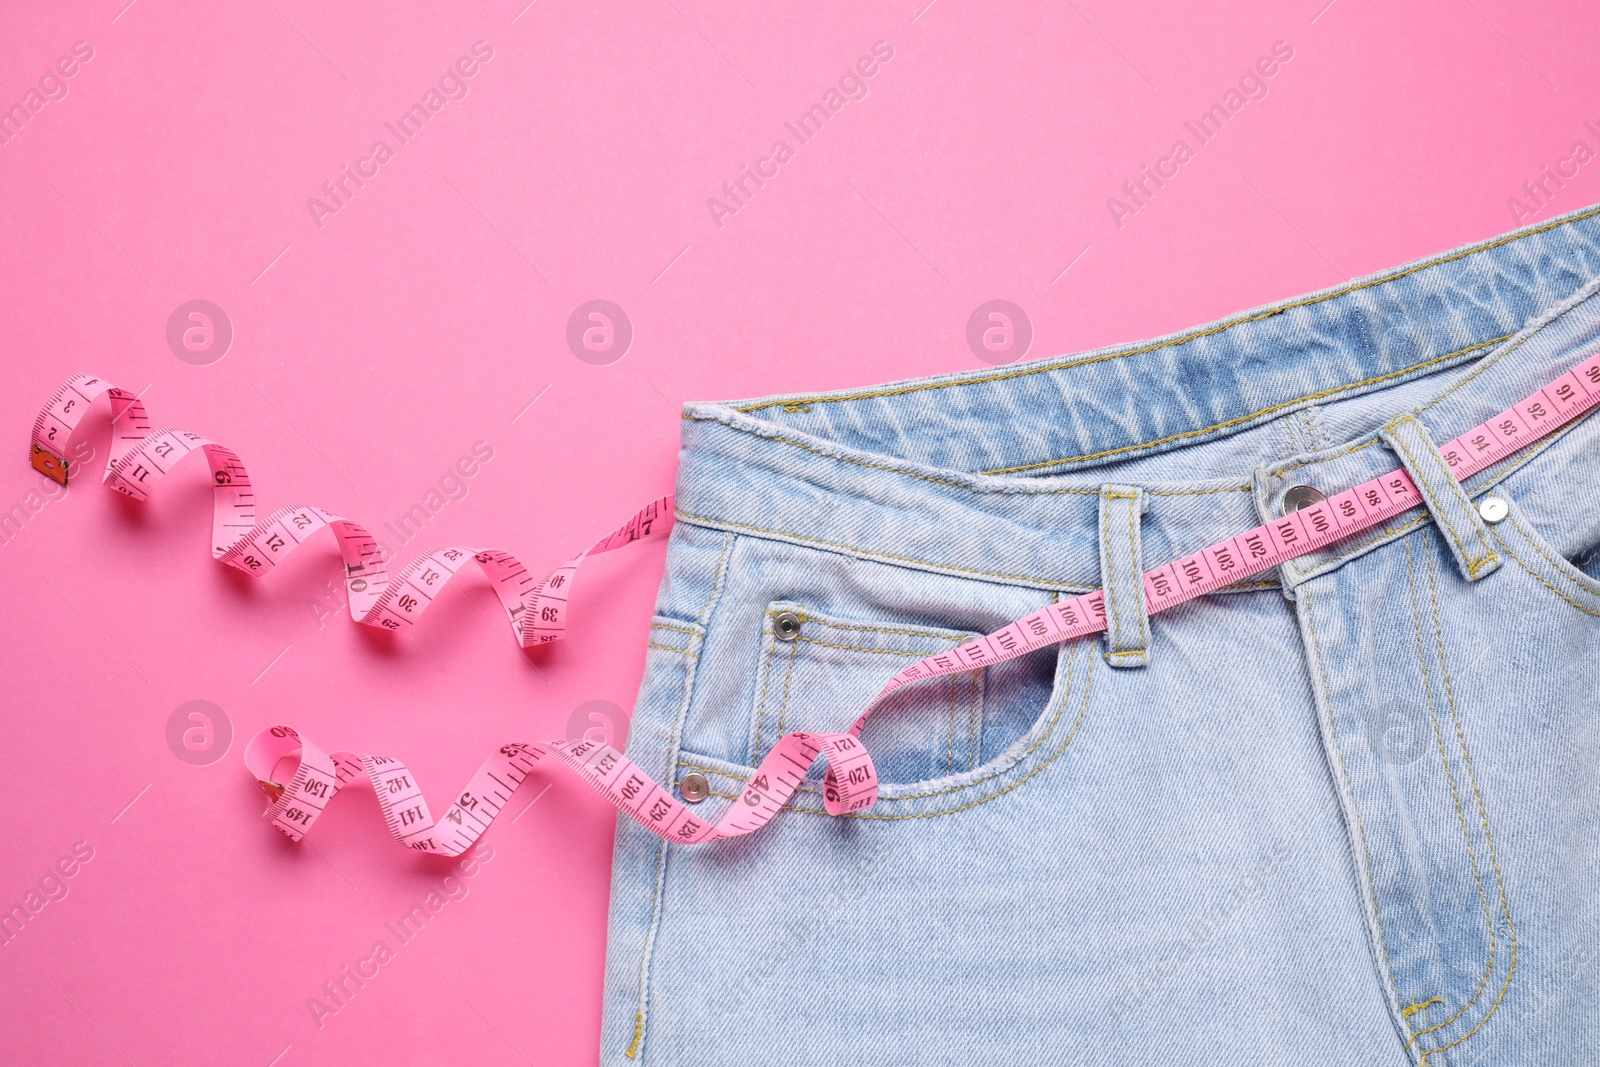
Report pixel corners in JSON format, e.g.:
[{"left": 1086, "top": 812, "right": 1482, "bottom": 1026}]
[{"left": 2, "top": 0, "right": 1598, "bottom": 1063}]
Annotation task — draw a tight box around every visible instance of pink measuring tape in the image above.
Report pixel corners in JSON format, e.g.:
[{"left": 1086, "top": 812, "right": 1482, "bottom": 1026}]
[{"left": 28, "top": 352, "right": 1600, "bottom": 856}]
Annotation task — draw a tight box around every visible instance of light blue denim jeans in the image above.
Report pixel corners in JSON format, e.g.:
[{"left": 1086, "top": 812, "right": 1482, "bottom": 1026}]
[{"left": 601, "top": 204, "right": 1600, "bottom": 1066}]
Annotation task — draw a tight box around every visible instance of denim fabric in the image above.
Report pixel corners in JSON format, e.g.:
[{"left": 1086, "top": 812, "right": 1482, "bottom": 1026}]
[{"left": 601, "top": 203, "right": 1600, "bottom": 1066}]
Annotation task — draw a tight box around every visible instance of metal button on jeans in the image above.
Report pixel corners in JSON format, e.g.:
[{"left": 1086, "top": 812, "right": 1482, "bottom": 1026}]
[
  {"left": 773, "top": 611, "right": 803, "bottom": 641},
  {"left": 1282, "top": 485, "right": 1327, "bottom": 513},
  {"left": 1478, "top": 495, "right": 1510, "bottom": 523},
  {"left": 679, "top": 772, "right": 710, "bottom": 803}
]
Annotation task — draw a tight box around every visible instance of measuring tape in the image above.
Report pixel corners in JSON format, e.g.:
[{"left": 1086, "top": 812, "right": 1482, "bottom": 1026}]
[{"left": 29, "top": 352, "right": 1600, "bottom": 855}]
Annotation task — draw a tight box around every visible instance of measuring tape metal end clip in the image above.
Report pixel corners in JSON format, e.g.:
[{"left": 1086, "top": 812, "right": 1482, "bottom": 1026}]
[
  {"left": 29, "top": 351, "right": 1600, "bottom": 857},
  {"left": 31, "top": 445, "right": 68, "bottom": 484}
]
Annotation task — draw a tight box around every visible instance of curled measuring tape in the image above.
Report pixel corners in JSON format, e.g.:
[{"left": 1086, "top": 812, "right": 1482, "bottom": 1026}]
[{"left": 29, "top": 353, "right": 1600, "bottom": 856}]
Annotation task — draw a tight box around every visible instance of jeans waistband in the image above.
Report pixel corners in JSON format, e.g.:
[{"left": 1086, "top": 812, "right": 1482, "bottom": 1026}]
[{"left": 676, "top": 203, "right": 1600, "bottom": 593}]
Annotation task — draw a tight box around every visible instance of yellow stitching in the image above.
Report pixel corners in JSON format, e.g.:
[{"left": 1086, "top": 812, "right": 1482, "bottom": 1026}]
[
  {"left": 1466, "top": 553, "right": 1501, "bottom": 577},
  {"left": 1403, "top": 997, "right": 1445, "bottom": 1018},
  {"left": 627, "top": 530, "right": 732, "bottom": 1061},
  {"left": 1388, "top": 428, "right": 1484, "bottom": 572},
  {"left": 789, "top": 635, "right": 964, "bottom": 658},
  {"left": 1102, "top": 492, "right": 1122, "bottom": 654},
  {"left": 1271, "top": 335, "right": 1511, "bottom": 477},
  {"left": 945, "top": 673, "right": 957, "bottom": 775},
  {"left": 718, "top": 213, "right": 1595, "bottom": 483},
  {"left": 1500, "top": 510, "right": 1600, "bottom": 601},
  {"left": 1420, "top": 305, "right": 1547, "bottom": 416},
  {"left": 678, "top": 506, "right": 1083, "bottom": 586},
  {"left": 1276, "top": 436, "right": 1383, "bottom": 475},
  {"left": 1130, "top": 491, "right": 1149, "bottom": 649},
  {"left": 1389, "top": 423, "right": 1472, "bottom": 562},
  {"left": 1402, "top": 538, "right": 1498, "bottom": 1045},
  {"left": 1164, "top": 485, "right": 1252, "bottom": 496},
  {"left": 683, "top": 417, "right": 1256, "bottom": 496},
  {"left": 1303, "top": 589, "right": 1413, "bottom": 1039},
  {"left": 623, "top": 1010, "right": 645, "bottom": 1059},
  {"left": 626, "top": 836, "right": 669, "bottom": 1060},
  {"left": 649, "top": 621, "right": 700, "bottom": 637},
  {"left": 680, "top": 639, "right": 1085, "bottom": 811},
  {"left": 1411, "top": 533, "right": 1518, "bottom": 1057},
  {"left": 645, "top": 642, "right": 698, "bottom": 657},
  {"left": 699, "top": 530, "right": 734, "bottom": 625},
  {"left": 773, "top": 608, "right": 979, "bottom": 644},
  {"left": 967, "top": 673, "right": 980, "bottom": 771},
  {"left": 1301, "top": 427, "right": 1563, "bottom": 577},
  {"left": 773, "top": 637, "right": 799, "bottom": 755},
  {"left": 983, "top": 342, "right": 1498, "bottom": 475},
  {"left": 736, "top": 204, "right": 1600, "bottom": 413},
  {"left": 1392, "top": 422, "right": 1500, "bottom": 571},
  {"left": 753, "top": 627, "right": 777, "bottom": 765},
  {"left": 679, "top": 509, "right": 1283, "bottom": 594},
  {"left": 1277, "top": 304, "right": 1574, "bottom": 484},
  {"left": 1499, "top": 550, "right": 1600, "bottom": 617},
  {"left": 1147, "top": 484, "right": 1253, "bottom": 496},
  {"left": 689, "top": 646, "right": 1096, "bottom": 820},
  {"left": 768, "top": 603, "right": 975, "bottom": 771}
]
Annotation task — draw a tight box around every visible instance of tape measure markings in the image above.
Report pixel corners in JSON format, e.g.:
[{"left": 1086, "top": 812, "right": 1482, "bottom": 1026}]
[{"left": 29, "top": 352, "right": 1600, "bottom": 854}]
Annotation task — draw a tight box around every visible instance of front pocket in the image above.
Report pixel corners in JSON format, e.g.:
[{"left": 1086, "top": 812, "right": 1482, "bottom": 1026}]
[
  {"left": 748, "top": 601, "right": 986, "bottom": 784},
  {"left": 1490, "top": 498, "right": 1600, "bottom": 618}
]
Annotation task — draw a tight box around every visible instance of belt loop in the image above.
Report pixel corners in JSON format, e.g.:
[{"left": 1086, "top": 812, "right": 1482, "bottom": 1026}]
[
  {"left": 1097, "top": 485, "right": 1150, "bottom": 669},
  {"left": 1379, "top": 414, "right": 1502, "bottom": 582}
]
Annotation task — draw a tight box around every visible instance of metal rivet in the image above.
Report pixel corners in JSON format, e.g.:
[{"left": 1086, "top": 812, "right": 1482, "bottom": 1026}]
[
  {"left": 1478, "top": 495, "right": 1509, "bottom": 524},
  {"left": 1282, "top": 485, "right": 1327, "bottom": 514},
  {"left": 773, "top": 610, "right": 802, "bottom": 641},
  {"left": 679, "top": 772, "right": 710, "bottom": 803}
]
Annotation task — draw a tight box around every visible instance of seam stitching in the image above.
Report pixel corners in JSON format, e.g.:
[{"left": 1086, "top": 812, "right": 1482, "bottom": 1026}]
[
  {"left": 1301, "top": 427, "right": 1565, "bottom": 578},
  {"left": 679, "top": 631, "right": 1082, "bottom": 809},
  {"left": 1389, "top": 423, "right": 1496, "bottom": 573},
  {"left": 677, "top": 509, "right": 1286, "bottom": 594},
  {"left": 1497, "top": 514, "right": 1600, "bottom": 614},
  {"left": 1389, "top": 421, "right": 1473, "bottom": 564},
  {"left": 1410, "top": 533, "right": 1519, "bottom": 1059},
  {"left": 774, "top": 607, "right": 981, "bottom": 643},
  {"left": 686, "top": 646, "right": 1096, "bottom": 820},
  {"left": 649, "top": 621, "right": 700, "bottom": 637},
  {"left": 1129, "top": 491, "right": 1149, "bottom": 653},
  {"left": 1303, "top": 588, "right": 1414, "bottom": 1043},
  {"left": 1401, "top": 537, "right": 1498, "bottom": 1049},
  {"left": 752, "top": 626, "right": 777, "bottom": 766},
  {"left": 773, "top": 637, "right": 799, "bottom": 755},
  {"left": 735, "top": 207, "right": 1599, "bottom": 413},
  {"left": 1102, "top": 492, "right": 1122, "bottom": 656},
  {"left": 625, "top": 528, "right": 733, "bottom": 1061},
  {"left": 983, "top": 342, "right": 1499, "bottom": 475}
]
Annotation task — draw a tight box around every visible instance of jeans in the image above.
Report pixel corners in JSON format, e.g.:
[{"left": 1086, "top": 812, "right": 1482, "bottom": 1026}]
[{"left": 600, "top": 202, "right": 1600, "bottom": 1066}]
